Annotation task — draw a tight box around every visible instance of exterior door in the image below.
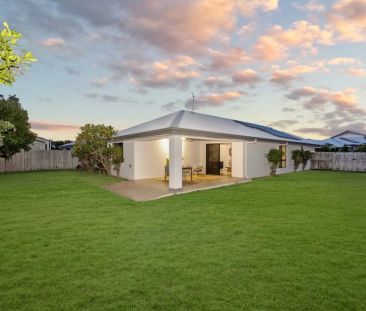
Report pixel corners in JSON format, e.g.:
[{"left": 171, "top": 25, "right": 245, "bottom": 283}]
[{"left": 206, "top": 144, "right": 220, "bottom": 175}]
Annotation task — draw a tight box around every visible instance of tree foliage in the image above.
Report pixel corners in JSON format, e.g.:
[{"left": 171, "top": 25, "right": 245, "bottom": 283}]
[
  {"left": 316, "top": 144, "right": 338, "bottom": 152},
  {"left": 355, "top": 144, "right": 366, "bottom": 152},
  {"left": 265, "top": 148, "right": 282, "bottom": 176},
  {"left": 1, "top": 22, "right": 36, "bottom": 85},
  {"left": 291, "top": 149, "right": 302, "bottom": 172},
  {"left": 0, "top": 95, "right": 36, "bottom": 159},
  {"left": 340, "top": 144, "right": 350, "bottom": 152},
  {"left": 0, "top": 120, "right": 13, "bottom": 147},
  {"left": 292, "top": 147, "right": 313, "bottom": 171},
  {"left": 300, "top": 147, "right": 312, "bottom": 170},
  {"left": 73, "top": 124, "right": 123, "bottom": 175}
]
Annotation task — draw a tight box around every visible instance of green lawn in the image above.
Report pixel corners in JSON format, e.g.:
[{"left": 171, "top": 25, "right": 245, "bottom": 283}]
[{"left": 0, "top": 171, "right": 365, "bottom": 311}]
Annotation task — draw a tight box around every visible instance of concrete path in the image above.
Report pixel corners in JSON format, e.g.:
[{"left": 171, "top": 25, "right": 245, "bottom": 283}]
[{"left": 104, "top": 176, "right": 250, "bottom": 201}]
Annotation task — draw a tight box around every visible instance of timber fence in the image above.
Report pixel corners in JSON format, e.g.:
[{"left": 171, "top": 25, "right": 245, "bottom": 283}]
[
  {"left": 311, "top": 152, "right": 366, "bottom": 172},
  {"left": 0, "top": 150, "right": 79, "bottom": 173}
]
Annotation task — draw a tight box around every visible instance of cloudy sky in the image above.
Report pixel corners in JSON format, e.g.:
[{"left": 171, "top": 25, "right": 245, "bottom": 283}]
[{"left": 1, "top": 0, "right": 365, "bottom": 140}]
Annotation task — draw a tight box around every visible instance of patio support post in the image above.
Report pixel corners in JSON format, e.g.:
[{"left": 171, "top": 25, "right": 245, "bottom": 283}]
[{"left": 169, "top": 135, "right": 183, "bottom": 189}]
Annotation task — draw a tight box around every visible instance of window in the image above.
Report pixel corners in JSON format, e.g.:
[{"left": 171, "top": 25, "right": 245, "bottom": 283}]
[{"left": 279, "top": 145, "right": 286, "bottom": 168}]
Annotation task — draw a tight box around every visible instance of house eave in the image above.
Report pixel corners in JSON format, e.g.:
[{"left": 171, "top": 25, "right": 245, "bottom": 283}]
[{"left": 113, "top": 127, "right": 320, "bottom": 146}]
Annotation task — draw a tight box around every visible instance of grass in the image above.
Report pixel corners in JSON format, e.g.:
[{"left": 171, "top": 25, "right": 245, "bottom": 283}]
[{"left": 0, "top": 171, "right": 365, "bottom": 311}]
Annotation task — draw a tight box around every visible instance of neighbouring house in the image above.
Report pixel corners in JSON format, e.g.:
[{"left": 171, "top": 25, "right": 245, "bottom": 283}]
[
  {"left": 113, "top": 110, "right": 319, "bottom": 190},
  {"left": 321, "top": 131, "right": 366, "bottom": 150},
  {"left": 58, "top": 142, "right": 75, "bottom": 150},
  {"left": 29, "top": 136, "right": 52, "bottom": 150}
]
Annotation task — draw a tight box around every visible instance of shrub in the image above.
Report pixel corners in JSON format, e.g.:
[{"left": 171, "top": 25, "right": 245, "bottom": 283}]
[
  {"left": 300, "top": 148, "right": 312, "bottom": 170},
  {"left": 291, "top": 147, "right": 313, "bottom": 171},
  {"left": 291, "top": 149, "right": 302, "bottom": 172},
  {"left": 265, "top": 148, "right": 282, "bottom": 176},
  {"left": 73, "top": 124, "right": 123, "bottom": 175}
]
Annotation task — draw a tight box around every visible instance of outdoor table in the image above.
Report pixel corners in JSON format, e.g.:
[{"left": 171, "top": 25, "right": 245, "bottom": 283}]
[{"left": 164, "top": 166, "right": 193, "bottom": 181}]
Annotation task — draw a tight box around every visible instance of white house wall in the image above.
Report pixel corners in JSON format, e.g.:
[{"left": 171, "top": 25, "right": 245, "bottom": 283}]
[
  {"left": 119, "top": 141, "right": 135, "bottom": 179},
  {"left": 118, "top": 139, "right": 168, "bottom": 180},
  {"left": 134, "top": 139, "right": 168, "bottom": 179},
  {"left": 183, "top": 140, "right": 200, "bottom": 168},
  {"left": 220, "top": 144, "right": 231, "bottom": 168},
  {"left": 246, "top": 141, "right": 314, "bottom": 178}
]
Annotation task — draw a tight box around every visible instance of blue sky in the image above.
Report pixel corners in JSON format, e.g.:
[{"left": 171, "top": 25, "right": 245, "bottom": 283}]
[{"left": 1, "top": 0, "right": 365, "bottom": 140}]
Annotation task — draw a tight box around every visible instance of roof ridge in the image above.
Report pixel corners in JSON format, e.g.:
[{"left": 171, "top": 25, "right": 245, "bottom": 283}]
[{"left": 170, "top": 110, "right": 185, "bottom": 128}]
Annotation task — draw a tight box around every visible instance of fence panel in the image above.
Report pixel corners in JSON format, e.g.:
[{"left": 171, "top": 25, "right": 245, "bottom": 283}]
[
  {"left": 0, "top": 150, "right": 79, "bottom": 173},
  {"left": 311, "top": 152, "right": 366, "bottom": 172}
]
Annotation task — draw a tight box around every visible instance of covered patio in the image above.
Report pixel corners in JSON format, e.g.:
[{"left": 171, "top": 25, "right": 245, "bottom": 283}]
[
  {"left": 105, "top": 174, "right": 250, "bottom": 201},
  {"left": 114, "top": 133, "right": 249, "bottom": 190}
]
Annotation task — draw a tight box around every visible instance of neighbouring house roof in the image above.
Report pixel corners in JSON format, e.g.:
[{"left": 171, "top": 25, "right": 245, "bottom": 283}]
[
  {"left": 35, "top": 136, "right": 51, "bottom": 143},
  {"left": 324, "top": 131, "right": 366, "bottom": 147},
  {"left": 59, "top": 142, "right": 75, "bottom": 149},
  {"left": 330, "top": 130, "right": 366, "bottom": 139},
  {"left": 115, "top": 110, "right": 320, "bottom": 145}
]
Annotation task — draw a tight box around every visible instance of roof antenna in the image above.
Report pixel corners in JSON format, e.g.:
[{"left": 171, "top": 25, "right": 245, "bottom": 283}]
[{"left": 191, "top": 91, "right": 195, "bottom": 113}]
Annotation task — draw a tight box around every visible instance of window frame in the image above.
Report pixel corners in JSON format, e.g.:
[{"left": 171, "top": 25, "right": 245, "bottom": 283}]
[{"left": 279, "top": 145, "right": 287, "bottom": 168}]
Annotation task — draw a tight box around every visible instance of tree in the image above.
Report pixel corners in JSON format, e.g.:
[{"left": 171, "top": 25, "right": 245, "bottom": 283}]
[
  {"left": 300, "top": 147, "right": 312, "bottom": 171},
  {"left": 265, "top": 148, "right": 282, "bottom": 176},
  {"left": 291, "top": 147, "right": 313, "bottom": 171},
  {"left": 340, "top": 144, "right": 350, "bottom": 152},
  {"left": 1, "top": 22, "right": 36, "bottom": 85},
  {"left": 291, "top": 149, "right": 302, "bottom": 172},
  {"left": 355, "top": 144, "right": 366, "bottom": 152},
  {"left": 72, "top": 124, "right": 123, "bottom": 175},
  {"left": 0, "top": 95, "right": 36, "bottom": 159}
]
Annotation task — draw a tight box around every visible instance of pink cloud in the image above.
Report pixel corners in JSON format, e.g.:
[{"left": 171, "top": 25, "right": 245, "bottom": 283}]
[
  {"left": 327, "top": 57, "right": 362, "bottom": 65},
  {"left": 346, "top": 68, "right": 366, "bottom": 77},
  {"left": 40, "top": 37, "right": 65, "bottom": 48},
  {"left": 237, "top": 0, "right": 279, "bottom": 16},
  {"left": 328, "top": 0, "right": 366, "bottom": 42},
  {"left": 253, "top": 36, "right": 286, "bottom": 61},
  {"left": 231, "top": 69, "right": 261, "bottom": 85},
  {"left": 286, "top": 86, "right": 359, "bottom": 110},
  {"left": 124, "top": 0, "right": 278, "bottom": 54},
  {"left": 204, "top": 76, "right": 230, "bottom": 88},
  {"left": 118, "top": 55, "right": 200, "bottom": 89},
  {"left": 253, "top": 21, "right": 334, "bottom": 61},
  {"left": 270, "top": 65, "right": 318, "bottom": 85},
  {"left": 185, "top": 90, "right": 244, "bottom": 108},
  {"left": 209, "top": 48, "right": 250, "bottom": 71},
  {"left": 31, "top": 121, "right": 80, "bottom": 131}
]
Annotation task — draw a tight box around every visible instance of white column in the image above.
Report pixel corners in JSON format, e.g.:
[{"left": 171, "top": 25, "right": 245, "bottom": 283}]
[
  {"left": 169, "top": 135, "right": 183, "bottom": 189},
  {"left": 231, "top": 141, "right": 245, "bottom": 178}
]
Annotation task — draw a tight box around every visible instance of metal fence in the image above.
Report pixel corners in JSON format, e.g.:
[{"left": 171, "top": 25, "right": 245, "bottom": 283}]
[
  {"left": 311, "top": 152, "right": 366, "bottom": 172},
  {"left": 0, "top": 150, "right": 79, "bottom": 173}
]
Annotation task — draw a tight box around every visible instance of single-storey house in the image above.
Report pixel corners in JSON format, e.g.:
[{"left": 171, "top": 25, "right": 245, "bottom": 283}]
[
  {"left": 113, "top": 110, "right": 319, "bottom": 190},
  {"left": 29, "top": 136, "right": 52, "bottom": 150},
  {"left": 322, "top": 131, "right": 366, "bottom": 150}
]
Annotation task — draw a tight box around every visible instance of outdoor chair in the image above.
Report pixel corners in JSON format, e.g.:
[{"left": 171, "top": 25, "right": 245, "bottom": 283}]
[{"left": 194, "top": 165, "right": 204, "bottom": 175}]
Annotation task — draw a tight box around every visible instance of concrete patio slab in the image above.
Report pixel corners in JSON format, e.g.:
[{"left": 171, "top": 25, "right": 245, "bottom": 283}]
[{"left": 104, "top": 175, "right": 251, "bottom": 201}]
